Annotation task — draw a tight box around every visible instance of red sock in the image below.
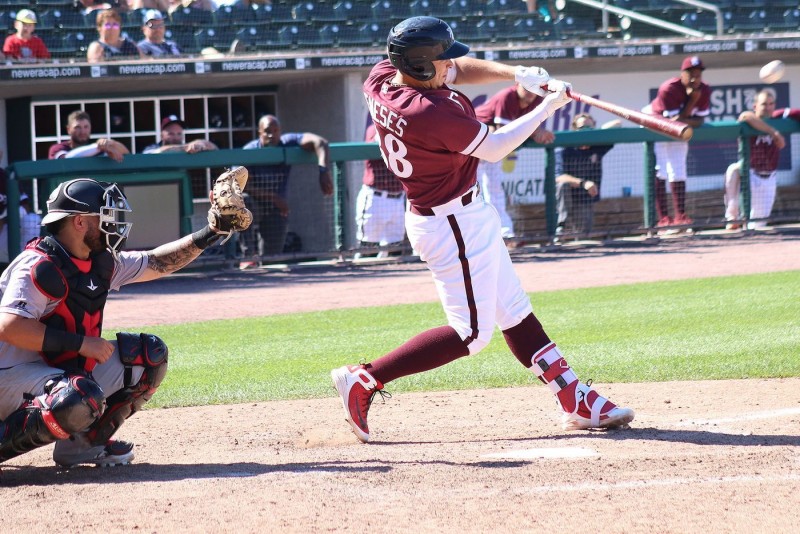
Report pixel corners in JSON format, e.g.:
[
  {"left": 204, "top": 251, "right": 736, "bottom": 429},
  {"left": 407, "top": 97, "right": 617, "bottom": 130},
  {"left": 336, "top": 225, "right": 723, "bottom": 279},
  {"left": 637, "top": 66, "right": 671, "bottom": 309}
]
[{"left": 367, "top": 326, "right": 470, "bottom": 384}]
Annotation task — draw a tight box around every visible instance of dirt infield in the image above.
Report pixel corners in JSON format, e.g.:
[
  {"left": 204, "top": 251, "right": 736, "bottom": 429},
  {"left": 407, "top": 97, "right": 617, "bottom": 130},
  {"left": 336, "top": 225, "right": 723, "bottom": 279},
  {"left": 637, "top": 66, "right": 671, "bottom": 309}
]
[{"left": 3, "top": 231, "right": 800, "bottom": 533}]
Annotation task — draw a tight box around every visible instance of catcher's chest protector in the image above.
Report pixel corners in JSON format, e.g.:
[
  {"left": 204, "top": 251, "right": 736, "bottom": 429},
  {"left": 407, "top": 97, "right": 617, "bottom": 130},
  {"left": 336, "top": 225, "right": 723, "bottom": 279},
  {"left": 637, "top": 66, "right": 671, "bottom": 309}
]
[{"left": 32, "top": 237, "right": 114, "bottom": 372}]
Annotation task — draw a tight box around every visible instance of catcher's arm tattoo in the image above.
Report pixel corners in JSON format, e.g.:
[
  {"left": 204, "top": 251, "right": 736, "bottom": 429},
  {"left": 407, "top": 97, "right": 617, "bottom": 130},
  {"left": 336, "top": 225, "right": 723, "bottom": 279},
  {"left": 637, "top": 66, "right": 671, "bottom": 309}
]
[{"left": 144, "top": 234, "right": 207, "bottom": 277}]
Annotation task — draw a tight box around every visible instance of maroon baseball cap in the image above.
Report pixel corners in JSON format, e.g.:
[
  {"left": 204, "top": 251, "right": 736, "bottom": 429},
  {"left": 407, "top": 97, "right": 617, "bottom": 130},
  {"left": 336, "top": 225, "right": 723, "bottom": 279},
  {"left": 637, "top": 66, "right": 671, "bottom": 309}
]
[
  {"left": 161, "top": 115, "right": 184, "bottom": 129},
  {"left": 680, "top": 56, "right": 705, "bottom": 71}
]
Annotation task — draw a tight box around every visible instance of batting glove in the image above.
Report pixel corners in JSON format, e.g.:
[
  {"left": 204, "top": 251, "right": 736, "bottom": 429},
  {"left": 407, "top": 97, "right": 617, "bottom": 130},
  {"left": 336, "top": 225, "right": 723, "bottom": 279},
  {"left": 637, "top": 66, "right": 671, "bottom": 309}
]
[
  {"left": 514, "top": 65, "right": 549, "bottom": 96},
  {"left": 542, "top": 79, "right": 573, "bottom": 116}
]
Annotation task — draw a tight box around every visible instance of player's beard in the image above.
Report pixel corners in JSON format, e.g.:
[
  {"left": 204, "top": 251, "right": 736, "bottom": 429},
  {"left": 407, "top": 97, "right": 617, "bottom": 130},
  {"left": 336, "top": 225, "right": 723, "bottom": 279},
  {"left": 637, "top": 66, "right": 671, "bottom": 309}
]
[{"left": 83, "top": 223, "right": 106, "bottom": 254}]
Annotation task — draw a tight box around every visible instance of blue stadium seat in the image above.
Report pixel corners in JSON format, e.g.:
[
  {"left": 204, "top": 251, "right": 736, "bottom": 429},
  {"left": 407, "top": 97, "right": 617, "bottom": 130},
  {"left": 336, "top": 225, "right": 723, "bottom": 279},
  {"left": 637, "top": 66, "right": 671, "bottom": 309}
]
[
  {"left": 194, "top": 25, "right": 237, "bottom": 51},
  {"left": 276, "top": 24, "right": 301, "bottom": 47},
  {"left": 484, "top": 0, "right": 526, "bottom": 17},
  {"left": 409, "top": 0, "right": 449, "bottom": 18},
  {"left": 445, "top": 0, "right": 478, "bottom": 18},
  {"left": 509, "top": 15, "right": 557, "bottom": 42},
  {"left": 251, "top": 2, "right": 295, "bottom": 24},
  {"left": 553, "top": 15, "right": 603, "bottom": 39},
  {"left": 372, "top": 0, "right": 412, "bottom": 22},
  {"left": 296, "top": 23, "right": 336, "bottom": 47},
  {"left": 170, "top": 7, "right": 214, "bottom": 28},
  {"left": 331, "top": 1, "right": 373, "bottom": 23},
  {"left": 782, "top": 8, "right": 800, "bottom": 31},
  {"left": 332, "top": 23, "right": 378, "bottom": 47},
  {"left": 38, "top": 8, "right": 86, "bottom": 30},
  {"left": 214, "top": 4, "right": 256, "bottom": 27},
  {"left": 356, "top": 20, "right": 391, "bottom": 47},
  {"left": 166, "top": 27, "right": 197, "bottom": 53},
  {"left": 59, "top": 30, "right": 90, "bottom": 58},
  {"left": 680, "top": 10, "right": 722, "bottom": 33},
  {"left": 293, "top": 2, "right": 342, "bottom": 23}
]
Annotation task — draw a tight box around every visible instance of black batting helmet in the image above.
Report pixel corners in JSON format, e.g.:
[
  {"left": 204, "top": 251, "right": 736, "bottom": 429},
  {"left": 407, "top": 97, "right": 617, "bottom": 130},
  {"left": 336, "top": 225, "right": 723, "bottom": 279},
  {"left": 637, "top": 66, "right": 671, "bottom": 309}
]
[
  {"left": 41, "top": 178, "right": 133, "bottom": 257},
  {"left": 387, "top": 16, "right": 469, "bottom": 82}
]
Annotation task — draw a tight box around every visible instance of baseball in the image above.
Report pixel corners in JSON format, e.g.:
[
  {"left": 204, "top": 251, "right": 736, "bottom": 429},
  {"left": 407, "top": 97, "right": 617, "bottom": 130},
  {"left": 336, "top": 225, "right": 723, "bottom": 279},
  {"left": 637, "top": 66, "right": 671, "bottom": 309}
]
[{"left": 759, "top": 60, "right": 785, "bottom": 84}]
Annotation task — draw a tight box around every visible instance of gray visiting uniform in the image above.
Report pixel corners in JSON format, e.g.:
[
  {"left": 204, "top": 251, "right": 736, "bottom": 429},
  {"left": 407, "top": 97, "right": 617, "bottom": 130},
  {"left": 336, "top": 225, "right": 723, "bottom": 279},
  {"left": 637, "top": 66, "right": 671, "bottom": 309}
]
[{"left": 0, "top": 246, "right": 148, "bottom": 421}]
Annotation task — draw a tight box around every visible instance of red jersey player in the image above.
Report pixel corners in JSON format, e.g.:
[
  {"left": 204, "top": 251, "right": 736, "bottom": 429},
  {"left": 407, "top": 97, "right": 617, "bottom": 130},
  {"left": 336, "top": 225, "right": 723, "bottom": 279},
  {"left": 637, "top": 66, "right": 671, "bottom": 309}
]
[
  {"left": 331, "top": 16, "right": 634, "bottom": 443},
  {"left": 645, "top": 55, "right": 711, "bottom": 230}
]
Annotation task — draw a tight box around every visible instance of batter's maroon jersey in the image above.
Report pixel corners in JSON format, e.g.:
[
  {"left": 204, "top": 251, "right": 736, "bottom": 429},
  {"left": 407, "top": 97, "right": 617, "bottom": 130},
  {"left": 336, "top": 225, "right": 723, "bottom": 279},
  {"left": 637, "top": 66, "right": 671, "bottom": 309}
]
[
  {"left": 649, "top": 77, "right": 711, "bottom": 119},
  {"left": 363, "top": 122, "right": 404, "bottom": 193},
  {"left": 475, "top": 84, "right": 544, "bottom": 128},
  {"left": 48, "top": 141, "right": 73, "bottom": 160},
  {"left": 363, "top": 60, "right": 488, "bottom": 208},
  {"left": 750, "top": 108, "right": 800, "bottom": 173}
]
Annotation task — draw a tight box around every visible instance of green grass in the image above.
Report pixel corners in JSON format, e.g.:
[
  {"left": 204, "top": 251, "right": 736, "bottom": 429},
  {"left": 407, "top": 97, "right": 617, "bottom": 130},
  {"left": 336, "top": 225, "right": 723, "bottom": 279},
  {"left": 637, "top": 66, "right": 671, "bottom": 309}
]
[{"left": 141, "top": 270, "right": 800, "bottom": 408}]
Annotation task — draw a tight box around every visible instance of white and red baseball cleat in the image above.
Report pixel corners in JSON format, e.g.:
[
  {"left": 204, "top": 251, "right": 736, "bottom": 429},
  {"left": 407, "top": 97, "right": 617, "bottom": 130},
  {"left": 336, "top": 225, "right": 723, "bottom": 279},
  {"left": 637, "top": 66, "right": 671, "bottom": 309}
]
[
  {"left": 54, "top": 435, "right": 135, "bottom": 468},
  {"left": 331, "top": 364, "right": 386, "bottom": 443},
  {"left": 561, "top": 380, "right": 635, "bottom": 430}
]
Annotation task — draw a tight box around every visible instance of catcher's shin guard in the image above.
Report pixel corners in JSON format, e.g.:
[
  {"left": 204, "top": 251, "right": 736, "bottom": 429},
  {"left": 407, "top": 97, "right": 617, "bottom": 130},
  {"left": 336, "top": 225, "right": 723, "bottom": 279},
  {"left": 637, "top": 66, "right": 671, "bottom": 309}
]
[
  {"left": 87, "top": 332, "right": 168, "bottom": 446},
  {"left": 0, "top": 375, "right": 105, "bottom": 463}
]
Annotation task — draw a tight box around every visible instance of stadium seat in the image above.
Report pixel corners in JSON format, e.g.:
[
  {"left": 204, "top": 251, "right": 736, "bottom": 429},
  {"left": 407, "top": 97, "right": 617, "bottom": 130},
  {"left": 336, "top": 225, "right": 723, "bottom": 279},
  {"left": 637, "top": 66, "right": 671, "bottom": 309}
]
[
  {"left": 484, "top": 0, "right": 526, "bottom": 17},
  {"left": 333, "top": 23, "right": 377, "bottom": 47},
  {"left": 297, "top": 24, "right": 335, "bottom": 47},
  {"left": 680, "top": 10, "right": 722, "bottom": 34},
  {"left": 194, "top": 26, "right": 237, "bottom": 51},
  {"left": 170, "top": 7, "right": 214, "bottom": 28},
  {"left": 59, "top": 30, "right": 90, "bottom": 58},
  {"left": 782, "top": 8, "right": 800, "bottom": 31},
  {"left": 331, "top": 1, "right": 373, "bottom": 24},
  {"left": 293, "top": 2, "right": 342, "bottom": 23},
  {"left": 167, "top": 27, "right": 197, "bottom": 54},
  {"left": 251, "top": 2, "right": 295, "bottom": 24},
  {"left": 509, "top": 15, "right": 557, "bottom": 42},
  {"left": 356, "top": 21, "right": 391, "bottom": 47},
  {"left": 214, "top": 4, "right": 256, "bottom": 27},
  {"left": 553, "top": 15, "right": 602, "bottom": 40},
  {"left": 38, "top": 8, "right": 86, "bottom": 30},
  {"left": 445, "top": 0, "right": 479, "bottom": 18},
  {"left": 276, "top": 24, "right": 301, "bottom": 47},
  {"left": 372, "top": 0, "right": 412, "bottom": 23},
  {"left": 409, "top": 0, "right": 448, "bottom": 18}
]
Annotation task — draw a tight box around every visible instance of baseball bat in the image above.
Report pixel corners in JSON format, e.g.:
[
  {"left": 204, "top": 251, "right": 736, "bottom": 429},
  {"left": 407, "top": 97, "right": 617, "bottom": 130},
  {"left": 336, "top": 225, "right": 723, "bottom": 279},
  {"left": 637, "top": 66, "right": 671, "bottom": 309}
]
[{"left": 567, "top": 89, "right": 693, "bottom": 141}]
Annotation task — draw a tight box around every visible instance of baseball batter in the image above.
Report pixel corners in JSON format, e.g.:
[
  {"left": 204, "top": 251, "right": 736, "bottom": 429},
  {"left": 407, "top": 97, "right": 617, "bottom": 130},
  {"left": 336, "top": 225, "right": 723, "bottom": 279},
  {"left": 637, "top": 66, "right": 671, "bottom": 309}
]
[
  {"left": 724, "top": 89, "right": 800, "bottom": 229},
  {"left": 355, "top": 122, "right": 406, "bottom": 257},
  {"left": 645, "top": 55, "right": 711, "bottom": 229},
  {"left": 331, "top": 16, "right": 634, "bottom": 443},
  {"left": 0, "top": 172, "right": 250, "bottom": 468},
  {"left": 474, "top": 83, "right": 554, "bottom": 238}
]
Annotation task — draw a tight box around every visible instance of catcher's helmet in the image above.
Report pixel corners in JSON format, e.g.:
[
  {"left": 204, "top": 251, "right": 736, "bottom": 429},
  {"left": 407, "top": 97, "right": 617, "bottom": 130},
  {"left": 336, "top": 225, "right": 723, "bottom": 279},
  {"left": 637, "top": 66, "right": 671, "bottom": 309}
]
[
  {"left": 41, "top": 178, "right": 132, "bottom": 256},
  {"left": 387, "top": 16, "right": 469, "bottom": 82}
]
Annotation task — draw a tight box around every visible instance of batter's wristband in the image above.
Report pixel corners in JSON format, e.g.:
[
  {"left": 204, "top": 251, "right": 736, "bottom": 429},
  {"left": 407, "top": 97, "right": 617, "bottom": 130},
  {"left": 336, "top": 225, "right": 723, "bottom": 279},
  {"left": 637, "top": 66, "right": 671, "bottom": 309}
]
[
  {"left": 42, "top": 327, "right": 84, "bottom": 353},
  {"left": 191, "top": 225, "right": 223, "bottom": 250}
]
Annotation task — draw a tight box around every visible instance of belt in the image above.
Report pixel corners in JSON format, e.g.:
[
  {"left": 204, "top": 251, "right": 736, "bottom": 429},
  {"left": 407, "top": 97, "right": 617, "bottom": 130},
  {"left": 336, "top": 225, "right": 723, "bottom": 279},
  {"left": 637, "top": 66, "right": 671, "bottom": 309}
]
[
  {"left": 409, "top": 184, "right": 479, "bottom": 217},
  {"left": 754, "top": 171, "right": 773, "bottom": 178},
  {"left": 372, "top": 189, "right": 404, "bottom": 199}
]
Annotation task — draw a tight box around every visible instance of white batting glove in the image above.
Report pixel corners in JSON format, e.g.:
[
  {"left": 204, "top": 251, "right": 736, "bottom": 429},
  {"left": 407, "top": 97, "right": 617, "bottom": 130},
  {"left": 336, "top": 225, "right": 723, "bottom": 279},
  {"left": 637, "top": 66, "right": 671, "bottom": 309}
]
[
  {"left": 542, "top": 78, "right": 573, "bottom": 116},
  {"left": 514, "top": 65, "right": 549, "bottom": 96}
]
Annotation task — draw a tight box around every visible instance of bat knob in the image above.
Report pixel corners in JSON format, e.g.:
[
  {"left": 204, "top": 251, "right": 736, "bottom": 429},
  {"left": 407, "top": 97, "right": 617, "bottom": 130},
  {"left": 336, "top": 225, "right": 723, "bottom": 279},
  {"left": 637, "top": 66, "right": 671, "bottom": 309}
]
[{"left": 680, "top": 126, "right": 694, "bottom": 141}]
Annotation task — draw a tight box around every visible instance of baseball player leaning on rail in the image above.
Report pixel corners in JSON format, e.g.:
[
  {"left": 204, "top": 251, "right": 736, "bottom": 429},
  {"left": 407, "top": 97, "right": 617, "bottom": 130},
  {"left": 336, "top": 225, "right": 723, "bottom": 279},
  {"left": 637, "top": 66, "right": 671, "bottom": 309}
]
[{"left": 332, "top": 16, "right": 634, "bottom": 443}]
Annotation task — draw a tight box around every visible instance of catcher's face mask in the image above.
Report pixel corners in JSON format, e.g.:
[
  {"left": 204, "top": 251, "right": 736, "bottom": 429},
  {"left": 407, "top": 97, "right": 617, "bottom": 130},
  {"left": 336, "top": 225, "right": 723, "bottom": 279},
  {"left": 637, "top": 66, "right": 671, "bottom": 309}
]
[{"left": 99, "top": 183, "right": 133, "bottom": 258}]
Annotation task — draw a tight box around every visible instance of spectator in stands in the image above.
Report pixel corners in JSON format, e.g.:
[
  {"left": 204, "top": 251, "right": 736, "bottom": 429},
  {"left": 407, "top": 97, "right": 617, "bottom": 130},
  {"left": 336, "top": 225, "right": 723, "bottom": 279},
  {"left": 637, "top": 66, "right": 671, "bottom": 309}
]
[
  {"left": 238, "top": 114, "right": 333, "bottom": 268},
  {"left": 355, "top": 122, "right": 405, "bottom": 259},
  {"left": 554, "top": 113, "right": 620, "bottom": 240},
  {"left": 724, "top": 88, "right": 800, "bottom": 230},
  {"left": 475, "top": 83, "right": 555, "bottom": 239},
  {"left": 644, "top": 55, "right": 710, "bottom": 231},
  {"left": 87, "top": 9, "right": 144, "bottom": 63},
  {"left": 19, "top": 193, "right": 42, "bottom": 247},
  {"left": 142, "top": 115, "right": 218, "bottom": 154},
  {"left": 526, "top": 1, "right": 556, "bottom": 21},
  {"left": 137, "top": 10, "right": 182, "bottom": 57},
  {"left": 167, "top": 0, "right": 217, "bottom": 14},
  {"left": 130, "top": 0, "right": 170, "bottom": 11},
  {"left": 48, "top": 110, "right": 130, "bottom": 162},
  {"left": 2, "top": 9, "right": 51, "bottom": 62}
]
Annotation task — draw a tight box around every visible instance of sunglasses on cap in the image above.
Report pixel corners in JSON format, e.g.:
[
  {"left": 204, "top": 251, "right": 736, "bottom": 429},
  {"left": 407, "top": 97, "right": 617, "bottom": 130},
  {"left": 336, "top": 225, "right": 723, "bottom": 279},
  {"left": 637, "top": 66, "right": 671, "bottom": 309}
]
[{"left": 146, "top": 20, "right": 165, "bottom": 28}]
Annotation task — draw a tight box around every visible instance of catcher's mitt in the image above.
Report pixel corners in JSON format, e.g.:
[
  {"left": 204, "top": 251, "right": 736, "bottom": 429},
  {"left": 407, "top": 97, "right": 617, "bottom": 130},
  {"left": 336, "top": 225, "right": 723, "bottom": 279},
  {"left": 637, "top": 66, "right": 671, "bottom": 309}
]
[{"left": 208, "top": 166, "right": 253, "bottom": 236}]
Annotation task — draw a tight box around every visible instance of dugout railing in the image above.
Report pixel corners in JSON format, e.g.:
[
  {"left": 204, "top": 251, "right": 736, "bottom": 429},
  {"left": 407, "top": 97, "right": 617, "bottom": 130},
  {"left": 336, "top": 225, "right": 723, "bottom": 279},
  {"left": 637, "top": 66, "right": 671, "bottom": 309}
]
[{"left": 6, "top": 117, "right": 800, "bottom": 265}]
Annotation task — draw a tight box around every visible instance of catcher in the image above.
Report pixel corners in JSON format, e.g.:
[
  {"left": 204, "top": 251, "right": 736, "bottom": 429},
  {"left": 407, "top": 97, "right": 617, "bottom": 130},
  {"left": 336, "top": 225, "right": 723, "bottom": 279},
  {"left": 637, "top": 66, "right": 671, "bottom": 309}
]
[{"left": 0, "top": 167, "right": 250, "bottom": 468}]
